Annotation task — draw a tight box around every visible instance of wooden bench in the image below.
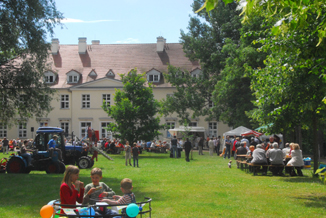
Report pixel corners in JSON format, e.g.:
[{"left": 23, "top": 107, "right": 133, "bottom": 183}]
[
  {"left": 247, "top": 163, "right": 270, "bottom": 175},
  {"left": 236, "top": 160, "right": 248, "bottom": 170},
  {"left": 285, "top": 165, "right": 304, "bottom": 176}
]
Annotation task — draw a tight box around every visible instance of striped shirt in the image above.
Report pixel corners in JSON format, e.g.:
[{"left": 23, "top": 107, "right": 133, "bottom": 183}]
[{"left": 117, "top": 193, "right": 135, "bottom": 205}]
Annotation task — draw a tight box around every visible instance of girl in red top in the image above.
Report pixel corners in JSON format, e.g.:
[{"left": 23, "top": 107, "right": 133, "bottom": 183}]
[{"left": 60, "top": 165, "right": 85, "bottom": 210}]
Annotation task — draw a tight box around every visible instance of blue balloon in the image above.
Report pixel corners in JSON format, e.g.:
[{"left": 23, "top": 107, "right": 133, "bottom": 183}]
[{"left": 126, "top": 203, "right": 139, "bottom": 217}]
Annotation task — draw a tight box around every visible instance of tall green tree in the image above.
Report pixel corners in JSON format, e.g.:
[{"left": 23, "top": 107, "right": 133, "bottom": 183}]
[
  {"left": 0, "top": 0, "right": 63, "bottom": 126},
  {"left": 161, "top": 0, "right": 242, "bottom": 124},
  {"left": 102, "top": 69, "right": 164, "bottom": 144}
]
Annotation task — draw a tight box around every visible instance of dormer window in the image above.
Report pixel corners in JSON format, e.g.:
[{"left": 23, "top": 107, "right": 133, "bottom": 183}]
[
  {"left": 190, "top": 68, "right": 202, "bottom": 78},
  {"left": 44, "top": 71, "right": 56, "bottom": 84},
  {"left": 106, "top": 70, "right": 115, "bottom": 78},
  {"left": 89, "top": 70, "right": 97, "bottom": 77},
  {"left": 66, "top": 70, "right": 80, "bottom": 84},
  {"left": 146, "top": 69, "right": 161, "bottom": 83}
]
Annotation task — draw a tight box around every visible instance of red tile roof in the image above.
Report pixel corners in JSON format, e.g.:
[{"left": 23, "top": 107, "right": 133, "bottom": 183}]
[{"left": 47, "top": 43, "right": 200, "bottom": 88}]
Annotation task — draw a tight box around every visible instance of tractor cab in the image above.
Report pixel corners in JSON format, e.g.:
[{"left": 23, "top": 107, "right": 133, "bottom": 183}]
[{"left": 34, "top": 127, "right": 66, "bottom": 160}]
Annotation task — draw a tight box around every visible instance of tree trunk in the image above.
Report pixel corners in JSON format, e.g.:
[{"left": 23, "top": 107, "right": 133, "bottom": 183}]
[
  {"left": 282, "top": 129, "right": 287, "bottom": 149},
  {"left": 312, "top": 116, "right": 319, "bottom": 175},
  {"left": 318, "top": 128, "right": 324, "bottom": 158},
  {"left": 295, "top": 125, "right": 302, "bottom": 150}
]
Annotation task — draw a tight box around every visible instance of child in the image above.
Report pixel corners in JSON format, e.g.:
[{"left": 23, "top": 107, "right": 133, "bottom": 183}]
[
  {"left": 60, "top": 165, "right": 84, "bottom": 210},
  {"left": 125, "top": 141, "right": 132, "bottom": 166},
  {"left": 83, "top": 168, "right": 116, "bottom": 205},
  {"left": 132, "top": 143, "right": 139, "bottom": 167},
  {"left": 102, "top": 178, "right": 136, "bottom": 205}
]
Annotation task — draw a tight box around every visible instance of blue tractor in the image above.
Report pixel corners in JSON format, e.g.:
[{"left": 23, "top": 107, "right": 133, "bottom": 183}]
[{"left": 6, "top": 127, "right": 66, "bottom": 174}]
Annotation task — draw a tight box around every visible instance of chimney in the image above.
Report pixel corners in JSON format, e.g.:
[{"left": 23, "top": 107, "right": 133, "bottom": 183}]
[
  {"left": 92, "top": 40, "right": 100, "bottom": 45},
  {"left": 78, "top": 37, "right": 87, "bottom": 54},
  {"left": 51, "top": 38, "right": 59, "bottom": 55},
  {"left": 157, "top": 36, "right": 165, "bottom": 53}
]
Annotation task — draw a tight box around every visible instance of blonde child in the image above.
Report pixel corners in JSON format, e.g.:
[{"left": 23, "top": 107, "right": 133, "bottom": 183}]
[
  {"left": 125, "top": 141, "right": 132, "bottom": 166},
  {"left": 60, "top": 165, "right": 84, "bottom": 209},
  {"left": 102, "top": 178, "right": 136, "bottom": 205}
]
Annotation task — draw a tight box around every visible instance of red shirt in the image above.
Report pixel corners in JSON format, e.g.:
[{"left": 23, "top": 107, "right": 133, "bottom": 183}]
[{"left": 60, "top": 183, "right": 84, "bottom": 208}]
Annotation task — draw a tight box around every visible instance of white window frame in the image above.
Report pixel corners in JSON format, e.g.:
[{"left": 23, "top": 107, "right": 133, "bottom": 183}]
[
  {"left": 82, "top": 94, "right": 90, "bottom": 109},
  {"left": 190, "top": 69, "right": 202, "bottom": 78},
  {"left": 18, "top": 122, "right": 27, "bottom": 138},
  {"left": 166, "top": 122, "right": 175, "bottom": 138},
  {"left": 147, "top": 69, "right": 161, "bottom": 82},
  {"left": 208, "top": 122, "right": 218, "bottom": 138},
  {"left": 102, "top": 94, "right": 111, "bottom": 106},
  {"left": 0, "top": 123, "right": 7, "bottom": 138},
  {"left": 80, "top": 122, "right": 92, "bottom": 138},
  {"left": 67, "top": 71, "right": 80, "bottom": 83},
  {"left": 61, "top": 122, "right": 69, "bottom": 135},
  {"left": 209, "top": 94, "right": 214, "bottom": 108},
  {"left": 100, "top": 122, "right": 112, "bottom": 139},
  {"left": 44, "top": 71, "right": 56, "bottom": 84},
  {"left": 60, "top": 94, "right": 69, "bottom": 109}
]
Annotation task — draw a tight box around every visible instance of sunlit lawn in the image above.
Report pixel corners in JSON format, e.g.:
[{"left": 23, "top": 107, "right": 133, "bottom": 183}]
[{"left": 0, "top": 150, "right": 326, "bottom": 218}]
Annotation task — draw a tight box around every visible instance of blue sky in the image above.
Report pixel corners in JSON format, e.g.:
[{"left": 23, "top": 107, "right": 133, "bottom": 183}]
[{"left": 50, "top": 0, "right": 196, "bottom": 45}]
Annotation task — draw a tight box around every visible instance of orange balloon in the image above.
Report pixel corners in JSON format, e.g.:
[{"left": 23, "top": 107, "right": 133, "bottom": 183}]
[{"left": 40, "top": 205, "right": 54, "bottom": 218}]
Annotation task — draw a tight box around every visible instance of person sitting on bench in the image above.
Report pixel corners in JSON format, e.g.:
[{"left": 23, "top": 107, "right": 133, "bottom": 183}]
[
  {"left": 287, "top": 143, "right": 304, "bottom": 176},
  {"left": 267, "top": 142, "right": 285, "bottom": 175},
  {"left": 251, "top": 144, "right": 268, "bottom": 175}
]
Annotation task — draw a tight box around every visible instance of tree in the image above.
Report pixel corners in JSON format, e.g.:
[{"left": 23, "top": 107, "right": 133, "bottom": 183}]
[
  {"left": 102, "top": 69, "right": 164, "bottom": 144},
  {"left": 0, "top": 0, "right": 63, "bottom": 126},
  {"left": 161, "top": 0, "right": 242, "bottom": 124},
  {"left": 197, "top": 0, "right": 326, "bottom": 46}
]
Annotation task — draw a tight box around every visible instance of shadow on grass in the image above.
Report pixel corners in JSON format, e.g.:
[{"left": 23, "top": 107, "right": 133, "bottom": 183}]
[
  {"left": 280, "top": 177, "right": 321, "bottom": 184},
  {"left": 294, "top": 194, "right": 326, "bottom": 208}
]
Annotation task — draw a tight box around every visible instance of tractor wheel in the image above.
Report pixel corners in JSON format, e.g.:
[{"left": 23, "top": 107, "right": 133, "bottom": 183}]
[
  {"left": 77, "top": 157, "right": 90, "bottom": 169},
  {"left": 6, "top": 157, "right": 25, "bottom": 173},
  {"left": 46, "top": 162, "right": 60, "bottom": 174},
  {"left": 86, "top": 156, "right": 95, "bottom": 168},
  {"left": 58, "top": 161, "right": 66, "bottom": 174}
]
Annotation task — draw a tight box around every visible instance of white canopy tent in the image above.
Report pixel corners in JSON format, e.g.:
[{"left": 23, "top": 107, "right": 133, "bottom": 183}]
[
  {"left": 221, "top": 126, "right": 253, "bottom": 150},
  {"left": 168, "top": 126, "right": 206, "bottom": 136}
]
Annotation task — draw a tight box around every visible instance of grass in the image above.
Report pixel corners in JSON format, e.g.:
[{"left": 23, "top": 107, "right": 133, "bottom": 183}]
[{"left": 1, "top": 150, "right": 326, "bottom": 218}]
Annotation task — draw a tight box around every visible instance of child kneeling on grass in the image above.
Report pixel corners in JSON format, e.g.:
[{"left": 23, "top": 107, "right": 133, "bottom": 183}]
[{"left": 102, "top": 178, "right": 136, "bottom": 217}]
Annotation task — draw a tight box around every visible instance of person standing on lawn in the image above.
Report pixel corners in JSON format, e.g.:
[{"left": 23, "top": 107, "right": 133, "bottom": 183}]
[
  {"left": 224, "top": 135, "right": 232, "bottom": 159},
  {"left": 171, "top": 136, "right": 178, "bottom": 158},
  {"left": 184, "top": 138, "right": 192, "bottom": 162},
  {"left": 198, "top": 137, "right": 204, "bottom": 155},
  {"left": 132, "top": 142, "right": 139, "bottom": 167},
  {"left": 208, "top": 137, "right": 214, "bottom": 156},
  {"left": 2, "top": 137, "right": 8, "bottom": 154},
  {"left": 125, "top": 141, "right": 132, "bottom": 166}
]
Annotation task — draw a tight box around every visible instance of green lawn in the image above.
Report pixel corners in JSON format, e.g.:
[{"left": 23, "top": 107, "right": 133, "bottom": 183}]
[{"left": 0, "top": 151, "right": 326, "bottom": 218}]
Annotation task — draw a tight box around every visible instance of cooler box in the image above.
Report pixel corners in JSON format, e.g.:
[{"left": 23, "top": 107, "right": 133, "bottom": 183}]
[{"left": 303, "top": 157, "right": 311, "bottom": 169}]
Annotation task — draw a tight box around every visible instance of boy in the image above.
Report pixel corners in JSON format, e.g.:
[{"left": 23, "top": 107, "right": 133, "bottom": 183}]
[
  {"left": 83, "top": 168, "right": 116, "bottom": 205},
  {"left": 132, "top": 143, "right": 139, "bottom": 167},
  {"left": 102, "top": 178, "right": 136, "bottom": 205}
]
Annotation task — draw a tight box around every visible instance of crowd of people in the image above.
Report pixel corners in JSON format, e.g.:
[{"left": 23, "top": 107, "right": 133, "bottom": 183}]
[
  {"left": 230, "top": 135, "right": 305, "bottom": 176},
  {"left": 0, "top": 137, "right": 34, "bottom": 154}
]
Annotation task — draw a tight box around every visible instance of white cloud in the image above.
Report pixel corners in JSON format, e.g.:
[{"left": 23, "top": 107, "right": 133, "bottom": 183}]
[
  {"left": 116, "top": 38, "right": 140, "bottom": 44},
  {"left": 60, "top": 18, "right": 114, "bottom": 23}
]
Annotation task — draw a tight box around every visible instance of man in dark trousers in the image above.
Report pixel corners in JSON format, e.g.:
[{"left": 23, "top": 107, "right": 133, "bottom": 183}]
[{"left": 184, "top": 138, "right": 192, "bottom": 162}]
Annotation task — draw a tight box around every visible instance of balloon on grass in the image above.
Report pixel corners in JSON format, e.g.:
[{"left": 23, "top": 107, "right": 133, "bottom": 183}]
[
  {"left": 40, "top": 205, "right": 54, "bottom": 218},
  {"left": 126, "top": 203, "right": 139, "bottom": 217}
]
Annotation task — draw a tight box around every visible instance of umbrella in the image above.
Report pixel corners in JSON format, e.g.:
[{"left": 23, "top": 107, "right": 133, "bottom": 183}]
[{"left": 241, "top": 130, "right": 263, "bottom": 137}]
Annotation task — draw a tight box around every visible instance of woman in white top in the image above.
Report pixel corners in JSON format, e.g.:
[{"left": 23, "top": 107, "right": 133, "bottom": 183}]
[{"left": 287, "top": 143, "right": 304, "bottom": 176}]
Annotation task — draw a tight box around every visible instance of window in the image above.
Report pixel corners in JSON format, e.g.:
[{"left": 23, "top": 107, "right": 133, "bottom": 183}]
[
  {"left": 68, "top": 75, "right": 78, "bottom": 83},
  {"left": 102, "top": 94, "right": 110, "bottom": 106},
  {"left": 18, "top": 122, "right": 27, "bottom": 138},
  {"left": 189, "top": 122, "right": 197, "bottom": 127},
  {"left": 0, "top": 123, "right": 7, "bottom": 138},
  {"left": 44, "top": 71, "right": 56, "bottom": 84},
  {"left": 208, "top": 122, "right": 218, "bottom": 137},
  {"left": 61, "top": 95, "right": 69, "bottom": 109},
  {"left": 190, "top": 68, "right": 202, "bottom": 78},
  {"left": 67, "top": 71, "right": 80, "bottom": 83},
  {"left": 147, "top": 69, "right": 161, "bottom": 82},
  {"left": 166, "top": 122, "right": 175, "bottom": 138},
  {"left": 101, "top": 122, "right": 112, "bottom": 139},
  {"left": 61, "top": 122, "right": 69, "bottom": 135},
  {"left": 82, "top": 94, "right": 90, "bottom": 108},
  {"left": 45, "top": 75, "right": 54, "bottom": 83},
  {"left": 80, "top": 122, "right": 92, "bottom": 138},
  {"left": 39, "top": 122, "right": 48, "bottom": 127},
  {"left": 209, "top": 94, "right": 214, "bottom": 108}
]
